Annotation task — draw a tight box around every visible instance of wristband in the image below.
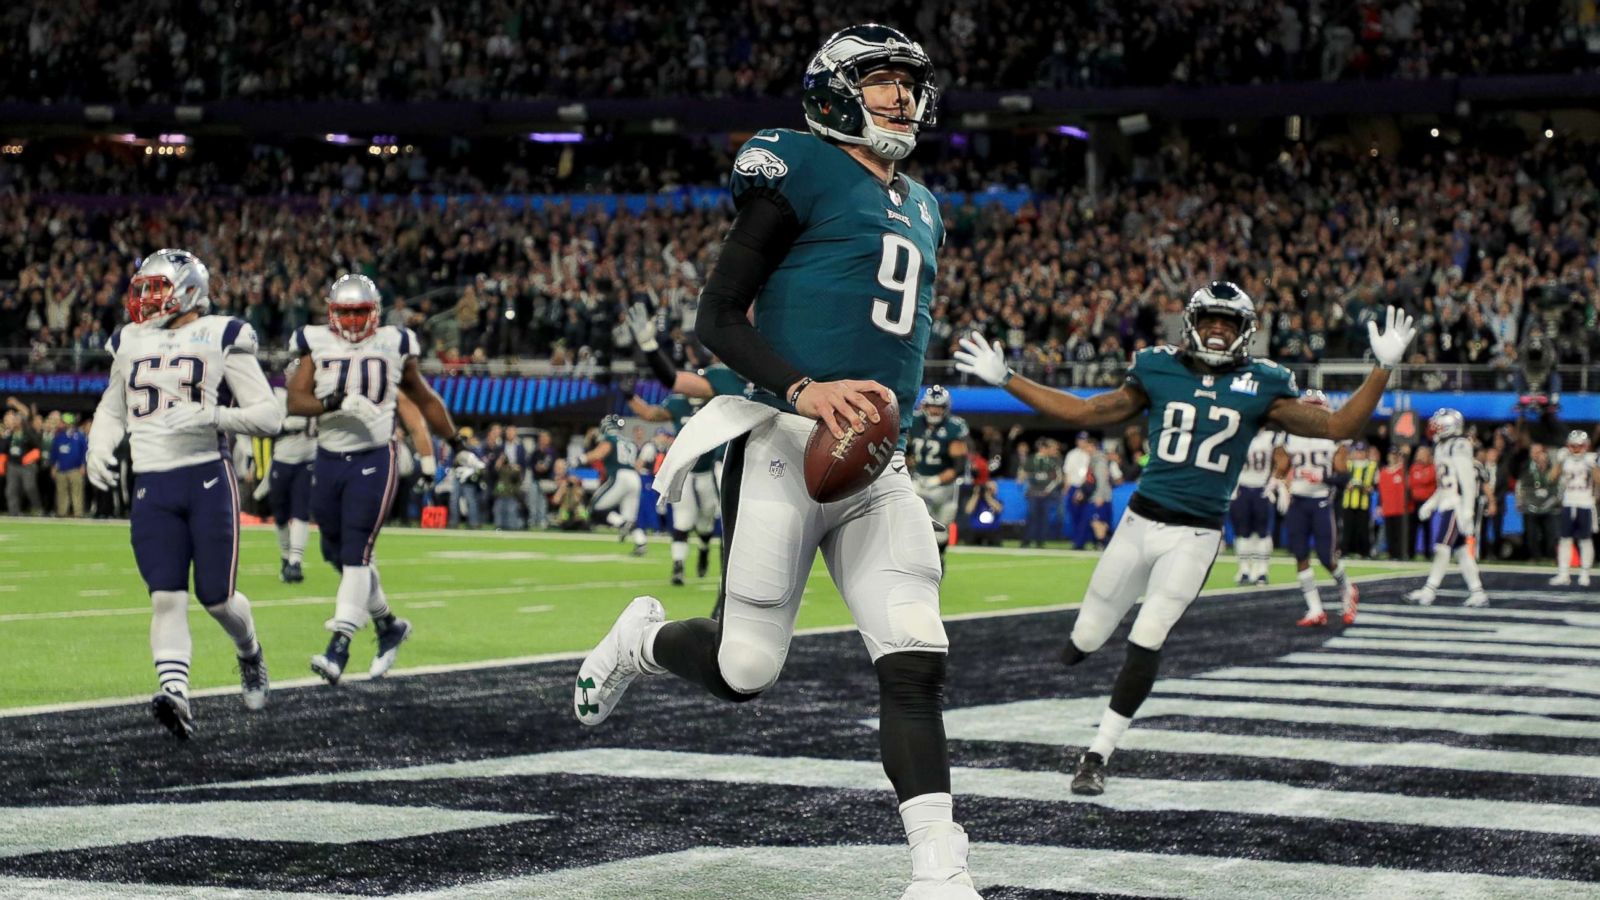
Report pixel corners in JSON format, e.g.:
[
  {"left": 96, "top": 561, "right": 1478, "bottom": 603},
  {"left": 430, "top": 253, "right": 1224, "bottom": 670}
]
[
  {"left": 788, "top": 377, "right": 814, "bottom": 407},
  {"left": 320, "top": 394, "right": 342, "bottom": 414},
  {"left": 1000, "top": 368, "right": 1015, "bottom": 387}
]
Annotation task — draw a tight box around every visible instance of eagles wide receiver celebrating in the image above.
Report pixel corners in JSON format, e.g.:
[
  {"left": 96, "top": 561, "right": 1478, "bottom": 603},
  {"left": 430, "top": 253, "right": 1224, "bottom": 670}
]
[
  {"left": 955, "top": 282, "right": 1416, "bottom": 796},
  {"left": 573, "top": 25, "right": 983, "bottom": 900},
  {"left": 89, "top": 249, "right": 284, "bottom": 740}
]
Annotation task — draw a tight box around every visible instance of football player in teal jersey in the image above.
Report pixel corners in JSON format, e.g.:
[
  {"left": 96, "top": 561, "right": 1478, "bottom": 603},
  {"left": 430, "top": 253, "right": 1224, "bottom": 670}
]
[
  {"left": 582, "top": 414, "right": 647, "bottom": 556},
  {"left": 575, "top": 24, "right": 983, "bottom": 900},
  {"left": 956, "top": 282, "right": 1416, "bottom": 796},
  {"left": 627, "top": 337, "right": 750, "bottom": 587},
  {"left": 908, "top": 385, "right": 969, "bottom": 569}
]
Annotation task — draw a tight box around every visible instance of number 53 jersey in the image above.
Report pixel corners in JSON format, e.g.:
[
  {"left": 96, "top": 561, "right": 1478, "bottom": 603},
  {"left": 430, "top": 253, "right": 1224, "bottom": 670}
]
[
  {"left": 1128, "top": 347, "right": 1299, "bottom": 522},
  {"left": 293, "top": 325, "right": 419, "bottom": 453},
  {"left": 729, "top": 128, "right": 945, "bottom": 441}
]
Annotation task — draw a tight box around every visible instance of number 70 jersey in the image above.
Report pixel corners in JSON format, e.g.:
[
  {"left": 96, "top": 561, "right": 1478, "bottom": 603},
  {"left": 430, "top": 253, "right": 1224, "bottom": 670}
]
[
  {"left": 293, "top": 324, "right": 419, "bottom": 453},
  {"left": 1126, "top": 346, "right": 1299, "bottom": 520}
]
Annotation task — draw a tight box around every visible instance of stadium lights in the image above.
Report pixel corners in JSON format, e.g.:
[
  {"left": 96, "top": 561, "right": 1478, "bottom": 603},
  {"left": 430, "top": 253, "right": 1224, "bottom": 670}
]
[
  {"left": 1, "top": 144, "right": 23, "bottom": 155},
  {"left": 1544, "top": 128, "right": 1555, "bottom": 139},
  {"left": 1055, "top": 125, "right": 1090, "bottom": 140},
  {"left": 157, "top": 133, "right": 189, "bottom": 145},
  {"left": 1429, "top": 127, "right": 1440, "bottom": 138},
  {"left": 505, "top": 309, "right": 516, "bottom": 321},
  {"left": 529, "top": 132, "right": 583, "bottom": 143},
  {"left": 324, "top": 133, "right": 354, "bottom": 144}
]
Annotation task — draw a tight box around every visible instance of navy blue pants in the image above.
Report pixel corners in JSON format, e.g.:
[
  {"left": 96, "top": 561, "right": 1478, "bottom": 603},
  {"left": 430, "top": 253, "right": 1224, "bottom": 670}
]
[
  {"left": 268, "top": 460, "right": 313, "bottom": 524},
  {"left": 129, "top": 459, "right": 239, "bottom": 606},
  {"left": 1560, "top": 506, "right": 1595, "bottom": 540},
  {"left": 1230, "top": 487, "right": 1273, "bottom": 539},
  {"left": 1286, "top": 495, "right": 1337, "bottom": 568},
  {"left": 313, "top": 444, "right": 398, "bottom": 569}
]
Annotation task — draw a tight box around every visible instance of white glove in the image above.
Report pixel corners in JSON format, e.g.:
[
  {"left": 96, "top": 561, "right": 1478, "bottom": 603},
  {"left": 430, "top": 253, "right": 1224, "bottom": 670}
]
[
  {"left": 626, "top": 302, "right": 659, "bottom": 352},
  {"left": 1418, "top": 495, "right": 1438, "bottom": 520},
  {"left": 1266, "top": 479, "right": 1291, "bottom": 515},
  {"left": 1367, "top": 305, "right": 1417, "bottom": 369},
  {"left": 87, "top": 451, "right": 118, "bottom": 491},
  {"left": 164, "top": 401, "right": 219, "bottom": 432},
  {"left": 952, "top": 332, "right": 1012, "bottom": 386},
  {"left": 418, "top": 454, "right": 437, "bottom": 478},
  {"left": 340, "top": 394, "right": 389, "bottom": 427},
  {"left": 252, "top": 476, "right": 271, "bottom": 502}
]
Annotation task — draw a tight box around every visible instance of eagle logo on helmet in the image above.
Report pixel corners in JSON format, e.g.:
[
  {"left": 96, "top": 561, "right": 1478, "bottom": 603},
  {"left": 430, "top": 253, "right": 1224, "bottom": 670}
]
[
  {"left": 802, "top": 24, "right": 940, "bottom": 163},
  {"left": 733, "top": 147, "right": 790, "bottom": 179},
  {"left": 1182, "top": 281, "right": 1257, "bottom": 368}
]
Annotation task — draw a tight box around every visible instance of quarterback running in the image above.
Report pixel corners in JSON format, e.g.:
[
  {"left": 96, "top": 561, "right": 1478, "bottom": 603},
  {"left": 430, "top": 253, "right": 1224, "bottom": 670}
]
[
  {"left": 88, "top": 249, "right": 284, "bottom": 739},
  {"left": 573, "top": 25, "right": 982, "bottom": 900},
  {"left": 287, "top": 274, "right": 455, "bottom": 684},
  {"left": 955, "top": 282, "right": 1415, "bottom": 796}
]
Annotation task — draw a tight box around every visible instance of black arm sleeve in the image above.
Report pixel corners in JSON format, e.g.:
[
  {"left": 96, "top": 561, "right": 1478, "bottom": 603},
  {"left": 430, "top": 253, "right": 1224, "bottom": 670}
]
[
  {"left": 642, "top": 345, "right": 678, "bottom": 387},
  {"left": 697, "top": 188, "right": 807, "bottom": 399}
]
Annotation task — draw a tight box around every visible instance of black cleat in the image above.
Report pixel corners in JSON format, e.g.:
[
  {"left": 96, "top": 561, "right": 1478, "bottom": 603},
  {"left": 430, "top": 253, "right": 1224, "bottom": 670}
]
[
  {"left": 671, "top": 561, "right": 685, "bottom": 586},
  {"left": 152, "top": 690, "right": 197, "bottom": 741},
  {"left": 1071, "top": 751, "right": 1107, "bottom": 796},
  {"left": 696, "top": 546, "right": 710, "bottom": 579},
  {"left": 238, "top": 649, "right": 269, "bottom": 710},
  {"left": 631, "top": 543, "right": 648, "bottom": 557},
  {"left": 311, "top": 633, "right": 352, "bottom": 685},
  {"left": 282, "top": 561, "right": 304, "bottom": 584},
  {"left": 369, "top": 617, "right": 413, "bottom": 678}
]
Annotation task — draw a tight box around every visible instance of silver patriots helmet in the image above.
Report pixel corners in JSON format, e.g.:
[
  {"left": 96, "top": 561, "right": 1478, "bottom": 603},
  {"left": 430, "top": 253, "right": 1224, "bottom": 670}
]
[
  {"left": 1428, "top": 408, "right": 1465, "bottom": 441},
  {"left": 327, "top": 274, "right": 382, "bottom": 344},
  {"left": 126, "top": 248, "right": 211, "bottom": 327}
]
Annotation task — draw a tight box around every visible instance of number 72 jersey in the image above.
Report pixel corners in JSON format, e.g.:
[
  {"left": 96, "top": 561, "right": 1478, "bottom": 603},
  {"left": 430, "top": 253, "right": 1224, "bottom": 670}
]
[
  {"left": 293, "top": 324, "right": 418, "bottom": 453},
  {"left": 1127, "top": 346, "right": 1300, "bottom": 520}
]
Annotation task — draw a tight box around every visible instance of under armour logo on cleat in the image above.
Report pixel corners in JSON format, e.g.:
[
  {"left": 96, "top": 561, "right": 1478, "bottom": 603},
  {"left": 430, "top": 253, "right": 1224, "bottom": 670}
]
[
  {"left": 361, "top": 467, "right": 378, "bottom": 475},
  {"left": 576, "top": 676, "right": 600, "bottom": 716},
  {"left": 202, "top": 478, "right": 219, "bottom": 489}
]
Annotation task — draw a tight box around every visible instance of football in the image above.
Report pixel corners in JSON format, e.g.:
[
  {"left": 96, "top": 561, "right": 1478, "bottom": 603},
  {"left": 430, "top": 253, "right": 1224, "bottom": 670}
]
[{"left": 803, "top": 393, "right": 901, "bottom": 503}]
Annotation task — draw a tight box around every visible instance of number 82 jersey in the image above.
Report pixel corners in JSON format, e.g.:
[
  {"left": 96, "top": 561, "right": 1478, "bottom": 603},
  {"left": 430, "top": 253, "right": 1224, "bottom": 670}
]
[
  {"left": 1128, "top": 346, "right": 1299, "bottom": 521},
  {"left": 293, "top": 324, "right": 419, "bottom": 453}
]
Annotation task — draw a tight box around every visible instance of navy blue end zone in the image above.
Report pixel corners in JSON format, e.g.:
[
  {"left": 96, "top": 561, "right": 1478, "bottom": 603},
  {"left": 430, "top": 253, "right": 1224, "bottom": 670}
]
[{"left": 1, "top": 571, "right": 1596, "bottom": 896}]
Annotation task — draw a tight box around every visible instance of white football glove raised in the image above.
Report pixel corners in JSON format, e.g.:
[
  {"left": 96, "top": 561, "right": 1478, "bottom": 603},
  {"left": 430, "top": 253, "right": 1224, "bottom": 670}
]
[
  {"left": 1368, "top": 305, "right": 1417, "bottom": 369},
  {"left": 626, "top": 302, "right": 659, "bottom": 352},
  {"left": 952, "top": 332, "right": 1012, "bottom": 386}
]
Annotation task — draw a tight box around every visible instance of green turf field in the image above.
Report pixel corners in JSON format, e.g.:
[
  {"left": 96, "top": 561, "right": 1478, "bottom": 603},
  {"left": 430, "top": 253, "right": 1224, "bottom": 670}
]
[{"left": 0, "top": 519, "right": 1411, "bottom": 709}]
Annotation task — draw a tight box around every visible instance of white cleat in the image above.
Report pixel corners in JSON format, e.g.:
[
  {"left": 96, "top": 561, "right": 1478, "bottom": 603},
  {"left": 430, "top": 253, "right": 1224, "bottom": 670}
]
[
  {"left": 573, "top": 596, "right": 664, "bottom": 726},
  {"left": 1550, "top": 574, "right": 1572, "bottom": 587},
  {"left": 368, "top": 618, "right": 414, "bottom": 678},
  {"left": 1581, "top": 574, "right": 1593, "bottom": 588},
  {"left": 901, "top": 823, "right": 982, "bottom": 900},
  {"left": 1406, "top": 587, "right": 1436, "bottom": 606},
  {"left": 1463, "top": 591, "right": 1490, "bottom": 608},
  {"left": 238, "top": 649, "right": 269, "bottom": 711}
]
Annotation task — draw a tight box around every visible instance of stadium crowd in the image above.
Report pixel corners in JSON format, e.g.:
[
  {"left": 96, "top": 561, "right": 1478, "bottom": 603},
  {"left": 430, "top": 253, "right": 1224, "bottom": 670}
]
[
  {"left": 4, "top": 138, "right": 1599, "bottom": 386},
  {"left": 6, "top": 0, "right": 1594, "bottom": 104}
]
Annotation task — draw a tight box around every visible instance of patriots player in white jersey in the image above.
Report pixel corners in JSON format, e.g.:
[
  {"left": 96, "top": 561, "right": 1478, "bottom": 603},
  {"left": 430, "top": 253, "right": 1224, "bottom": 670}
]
[
  {"left": 1550, "top": 429, "right": 1598, "bottom": 586},
  {"left": 287, "top": 275, "right": 456, "bottom": 684},
  {"left": 87, "top": 249, "right": 283, "bottom": 740},
  {"left": 1231, "top": 428, "right": 1282, "bottom": 585},
  {"left": 1272, "top": 391, "right": 1357, "bottom": 626},
  {"left": 255, "top": 360, "right": 316, "bottom": 584},
  {"left": 1405, "top": 409, "right": 1490, "bottom": 607}
]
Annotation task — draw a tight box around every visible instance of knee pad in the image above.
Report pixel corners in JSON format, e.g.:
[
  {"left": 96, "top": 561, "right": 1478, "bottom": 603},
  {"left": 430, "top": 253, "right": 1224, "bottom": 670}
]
[
  {"left": 875, "top": 650, "right": 947, "bottom": 717},
  {"left": 717, "top": 639, "right": 784, "bottom": 696}
]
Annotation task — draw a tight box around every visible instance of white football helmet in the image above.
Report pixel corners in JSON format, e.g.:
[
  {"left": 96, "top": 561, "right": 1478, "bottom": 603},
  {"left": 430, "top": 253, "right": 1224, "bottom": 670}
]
[
  {"left": 126, "top": 249, "right": 211, "bottom": 327},
  {"left": 327, "top": 274, "right": 381, "bottom": 343},
  {"left": 1428, "top": 408, "right": 1465, "bottom": 441},
  {"left": 1568, "top": 429, "right": 1591, "bottom": 454},
  {"left": 1183, "top": 281, "right": 1257, "bottom": 367}
]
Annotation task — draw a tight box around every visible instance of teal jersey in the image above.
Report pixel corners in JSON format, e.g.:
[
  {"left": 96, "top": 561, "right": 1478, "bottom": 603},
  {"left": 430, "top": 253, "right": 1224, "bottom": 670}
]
[
  {"left": 1126, "top": 347, "right": 1298, "bottom": 520},
  {"left": 663, "top": 365, "right": 749, "bottom": 473},
  {"left": 907, "top": 413, "right": 970, "bottom": 478},
  {"left": 729, "top": 128, "right": 945, "bottom": 445},
  {"left": 600, "top": 435, "right": 638, "bottom": 476}
]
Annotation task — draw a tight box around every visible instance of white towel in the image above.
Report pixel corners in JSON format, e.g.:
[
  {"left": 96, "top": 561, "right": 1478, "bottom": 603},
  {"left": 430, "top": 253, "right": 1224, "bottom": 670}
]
[{"left": 653, "top": 395, "right": 782, "bottom": 513}]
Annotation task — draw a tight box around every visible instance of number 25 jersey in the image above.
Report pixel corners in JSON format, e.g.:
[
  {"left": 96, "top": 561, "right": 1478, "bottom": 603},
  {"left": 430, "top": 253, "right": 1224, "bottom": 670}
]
[
  {"left": 1127, "top": 346, "right": 1299, "bottom": 521},
  {"left": 293, "top": 325, "right": 419, "bottom": 453}
]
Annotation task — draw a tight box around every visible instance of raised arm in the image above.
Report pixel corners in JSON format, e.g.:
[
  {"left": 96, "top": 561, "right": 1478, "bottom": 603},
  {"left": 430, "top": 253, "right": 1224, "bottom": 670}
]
[
  {"left": 1267, "top": 306, "right": 1415, "bottom": 440},
  {"left": 953, "top": 331, "right": 1149, "bottom": 427}
]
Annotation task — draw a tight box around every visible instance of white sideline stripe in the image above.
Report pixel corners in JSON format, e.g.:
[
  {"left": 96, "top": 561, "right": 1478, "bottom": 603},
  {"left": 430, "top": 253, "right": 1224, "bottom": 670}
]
[
  {"left": 4, "top": 843, "right": 1594, "bottom": 900},
  {"left": 183, "top": 747, "right": 1600, "bottom": 839},
  {"left": 1278, "top": 652, "right": 1600, "bottom": 678},
  {"left": 1352, "top": 613, "right": 1499, "bottom": 631},
  {"left": 1436, "top": 588, "right": 1600, "bottom": 605},
  {"left": 0, "top": 800, "right": 541, "bottom": 859},
  {"left": 959, "top": 695, "right": 1600, "bottom": 740},
  {"left": 1362, "top": 602, "right": 1600, "bottom": 627},
  {"left": 1155, "top": 678, "right": 1600, "bottom": 716},
  {"left": 1346, "top": 625, "right": 1600, "bottom": 649},
  {"left": 1199, "top": 665, "right": 1600, "bottom": 697},
  {"left": 1327, "top": 637, "right": 1600, "bottom": 662}
]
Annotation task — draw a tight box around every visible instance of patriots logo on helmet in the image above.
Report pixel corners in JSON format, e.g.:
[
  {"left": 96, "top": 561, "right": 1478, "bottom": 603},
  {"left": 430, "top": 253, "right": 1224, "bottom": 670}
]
[{"left": 733, "top": 147, "right": 789, "bottom": 179}]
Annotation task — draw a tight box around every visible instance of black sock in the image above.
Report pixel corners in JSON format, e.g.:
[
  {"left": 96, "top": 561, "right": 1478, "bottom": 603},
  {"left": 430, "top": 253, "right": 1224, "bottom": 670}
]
[
  {"left": 651, "top": 618, "right": 758, "bottom": 703},
  {"left": 877, "top": 651, "right": 951, "bottom": 802},
  {"left": 1108, "top": 643, "right": 1162, "bottom": 718}
]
